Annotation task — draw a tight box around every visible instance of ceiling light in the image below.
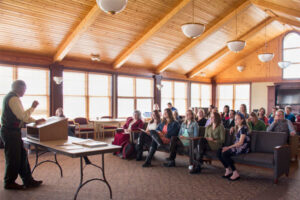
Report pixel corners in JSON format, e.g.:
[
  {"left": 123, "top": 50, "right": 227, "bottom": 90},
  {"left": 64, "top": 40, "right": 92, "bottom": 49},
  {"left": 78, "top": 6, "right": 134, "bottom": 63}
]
[
  {"left": 181, "top": 0, "right": 205, "bottom": 39},
  {"left": 227, "top": 40, "right": 246, "bottom": 52},
  {"left": 237, "top": 65, "right": 244, "bottom": 72},
  {"left": 278, "top": 61, "right": 291, "bottom": 69},
  {"left": 53, "top": 76, "right": 63, "bottom": 85},
  {"left": 91, "top": 54, "right": 101, "bottom": 62},
  {"left": 258, "top": 53, "right": 274, "bottom": 63},
  {"left": 96, "top": 0, "right": 127, "bottom": 15},
  {"left": 181, "top": 23, "right": 205, "bottom": 39}
]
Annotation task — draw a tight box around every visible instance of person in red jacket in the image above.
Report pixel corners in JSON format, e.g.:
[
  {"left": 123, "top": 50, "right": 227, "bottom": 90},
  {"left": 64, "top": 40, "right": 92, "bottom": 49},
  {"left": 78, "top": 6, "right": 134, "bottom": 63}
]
[{"left": 112, "top": 110, "right": 144, "bottom": 155}]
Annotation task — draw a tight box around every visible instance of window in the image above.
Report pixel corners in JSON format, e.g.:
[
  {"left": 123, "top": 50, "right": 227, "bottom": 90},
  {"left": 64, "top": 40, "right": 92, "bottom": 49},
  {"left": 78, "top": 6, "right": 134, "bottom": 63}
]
[
  {"left": 217, "top": 84, "right": 250, "bottom": 111},
  {"left": 0, "top": 65, "right": 49, "bottom": 119},
  {"left": 161, "top": 80, "right": 187, "bottom": 115},
  {"left": 191, "top": 83, "right": 212, "bottom": 108},
  {"left": 63, "top": 71, "right": 112, "bottom": 119},
  {"left": 117, "top": 76, "right": 153, "bottom": 118},
  {"left": 283, "top": 32, "right": 300, "bottom": 79}
]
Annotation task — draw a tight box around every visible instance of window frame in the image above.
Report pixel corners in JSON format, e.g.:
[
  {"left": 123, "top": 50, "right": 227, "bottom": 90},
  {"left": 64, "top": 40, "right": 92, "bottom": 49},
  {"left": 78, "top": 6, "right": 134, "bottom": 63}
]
[{"left": 190, "top": 82, "right": 212, "bottom": 108}]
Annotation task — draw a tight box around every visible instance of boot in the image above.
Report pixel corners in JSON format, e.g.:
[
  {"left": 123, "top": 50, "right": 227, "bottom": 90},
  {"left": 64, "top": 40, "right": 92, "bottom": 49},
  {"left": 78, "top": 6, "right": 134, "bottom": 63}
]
[
  {"left": 151, "top": 132, "right": 163, "bottom": 148},
  {"left": 189, "top": 161, "right": 202, "bottom": 174},
  {"left": 163, "top": 137, "right": 177, "bottom": 167},
  {"left": 163, "top": 160, "right": 176, "bottom": 167},
  {"left": 136, "top": 137, "right": 143, "bottom": 161},
  {"left": 142, "top": 147, "right": 156, "bottom": 167}
]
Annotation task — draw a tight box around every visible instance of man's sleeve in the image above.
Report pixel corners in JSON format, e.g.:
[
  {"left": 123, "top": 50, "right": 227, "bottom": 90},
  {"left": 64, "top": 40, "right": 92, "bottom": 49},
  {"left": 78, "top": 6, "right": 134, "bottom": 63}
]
[
  {"left": 267, "top": 122, "right": 275, "bottom": 132},
  {"left": 8, "top": 96, "right": 36, "bottom": 123},
  {"left": 287, "top": 120, "right": 296, "bottom": 134}
]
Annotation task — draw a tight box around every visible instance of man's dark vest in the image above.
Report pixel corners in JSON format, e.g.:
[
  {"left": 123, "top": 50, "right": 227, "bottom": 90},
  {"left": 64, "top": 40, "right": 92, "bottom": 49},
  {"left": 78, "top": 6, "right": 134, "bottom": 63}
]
[{"left": 1, "top": 92, "right": 21, "bottom": 130}]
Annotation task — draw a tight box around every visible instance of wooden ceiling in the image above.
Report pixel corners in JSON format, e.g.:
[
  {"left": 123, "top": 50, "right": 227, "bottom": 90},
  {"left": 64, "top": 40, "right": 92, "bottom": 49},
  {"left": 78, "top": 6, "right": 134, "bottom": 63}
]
[{"left": 0, "top": 0, "right": 299, "bottom": 80}]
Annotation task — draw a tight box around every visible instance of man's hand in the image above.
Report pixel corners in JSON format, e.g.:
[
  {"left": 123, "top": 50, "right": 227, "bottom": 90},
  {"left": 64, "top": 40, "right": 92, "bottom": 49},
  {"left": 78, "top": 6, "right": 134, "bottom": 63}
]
[
  {"left": 290, "top": 131, "right": 296, "bottom": 136},
  {"left": 35, "top": 118, "right": 46, "bottom": 125},
  {"left": 31, "top": 101, "right": 39, "bottom": 109}
]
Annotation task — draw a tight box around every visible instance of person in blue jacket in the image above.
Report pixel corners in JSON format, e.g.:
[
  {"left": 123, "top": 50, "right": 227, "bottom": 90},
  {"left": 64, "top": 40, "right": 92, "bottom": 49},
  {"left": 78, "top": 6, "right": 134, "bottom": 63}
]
[{"left": 142, "top": 108, "right": 180, "bottom": 167}]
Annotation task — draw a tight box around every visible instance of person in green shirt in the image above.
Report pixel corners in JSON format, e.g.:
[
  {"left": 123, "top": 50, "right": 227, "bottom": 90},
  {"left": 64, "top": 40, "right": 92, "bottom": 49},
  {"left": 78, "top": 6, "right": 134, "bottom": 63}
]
[
  {"left": 248, "top": 112, "right": 266, "bottom": 132},
  {"left": 196, "top": 112, "right": 225, "bottom": 172}
]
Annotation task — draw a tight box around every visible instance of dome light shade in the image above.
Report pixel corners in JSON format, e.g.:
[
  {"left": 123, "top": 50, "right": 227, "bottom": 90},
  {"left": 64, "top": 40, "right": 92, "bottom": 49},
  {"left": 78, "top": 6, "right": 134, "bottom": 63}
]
[
  {"left": 227, "top": 40, "right": 246, "bottom": 52},
  {"left": 258, "top": 53, "right": 274, "bottom": 63},
  {"left": 237, "top": 66, "right": 244, "bottom": 72},
  {"left": 181, "top": 23, "right": 205, "bottom": 39},
  {"left": 96, "top": 0, "right": 127, "bottom": 15},
  {"left": 278, "top": 61, "right": 291, "bottom": 69}
]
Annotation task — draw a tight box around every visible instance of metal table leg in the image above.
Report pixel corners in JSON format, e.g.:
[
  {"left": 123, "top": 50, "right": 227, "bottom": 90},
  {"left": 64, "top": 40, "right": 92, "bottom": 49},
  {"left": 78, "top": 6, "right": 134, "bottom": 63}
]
[
  {"left": 74, "top": 154, "right": 112, "bottom": 200},
  {"left": 31, "top": 144, "right": 63, "bottom": 177}
]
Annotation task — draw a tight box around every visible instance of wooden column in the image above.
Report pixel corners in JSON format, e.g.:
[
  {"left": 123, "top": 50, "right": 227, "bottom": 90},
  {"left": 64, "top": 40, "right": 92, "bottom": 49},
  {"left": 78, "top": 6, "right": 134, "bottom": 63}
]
[
  {"left": 112, "top": 74, "right": 117, "bottom": 118},
  {"left": 211, "top": 79, "right": 217, "bottom": 107},
  {"left": 153, "top": 75, "right": 162, "bottom": 106},
  {"left": 267, "top": 86, "right": 275, "bottom": 115},
  {"left": 49, "top": 63, "right": 63, "bottom": 116}
]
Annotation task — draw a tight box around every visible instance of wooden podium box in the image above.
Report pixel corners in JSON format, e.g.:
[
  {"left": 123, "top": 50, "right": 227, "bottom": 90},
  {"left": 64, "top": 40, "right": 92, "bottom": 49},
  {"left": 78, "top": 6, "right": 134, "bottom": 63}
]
[{"left": 27, "top": 117, "right": 68, "bottom": 141}]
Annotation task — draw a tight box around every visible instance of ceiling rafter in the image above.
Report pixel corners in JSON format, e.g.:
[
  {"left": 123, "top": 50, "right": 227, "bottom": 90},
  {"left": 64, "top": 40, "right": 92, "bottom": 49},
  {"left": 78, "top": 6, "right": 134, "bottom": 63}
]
[
  {"left": 113, "top": 0, "right": 191, "bottom": 69},
  {"left": 251, "top": 0, "right": 300, "bottom": 18},
  {"left": 53, "top": 4, "right": 100, "bottom": 62},
  {"left": 155, "top": 0, "right": 252, "bottom": 74},
  {"left": 186, "top": 17, "right": 274, "bottom": 78},
  {"left": 275, "top": 16, "right": 300, "bottom": 28}
]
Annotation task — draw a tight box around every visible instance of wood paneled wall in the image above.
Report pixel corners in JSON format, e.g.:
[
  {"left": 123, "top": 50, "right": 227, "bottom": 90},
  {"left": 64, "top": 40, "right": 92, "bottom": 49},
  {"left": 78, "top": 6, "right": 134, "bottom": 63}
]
[{"left": 215, "top": 31, "right": 300, "bottom": 83}]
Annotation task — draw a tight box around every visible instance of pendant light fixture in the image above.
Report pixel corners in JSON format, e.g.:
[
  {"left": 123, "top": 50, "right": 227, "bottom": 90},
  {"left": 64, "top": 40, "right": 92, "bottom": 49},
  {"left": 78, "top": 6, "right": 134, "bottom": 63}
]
[
  {"left": 96, "top": 0, "right": 128, "bottom": 15},
  {"left": 258, "top": 13, "right": 274, "bottom": 62},
  {"left": 277, "top": 23, "right": 291, "bottom": 69},
  {"left": 227, "top": 10, "right": 246, "bottom": 52},
  {"left": 181, "top": 0, "right": 205, "bottom": 39}
]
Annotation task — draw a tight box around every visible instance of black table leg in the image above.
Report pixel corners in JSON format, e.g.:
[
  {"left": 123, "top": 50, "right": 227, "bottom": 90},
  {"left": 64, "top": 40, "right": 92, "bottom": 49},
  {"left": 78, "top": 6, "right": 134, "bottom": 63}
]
[
  {"left": 31, "top": 144, "right": 63, "bottom": 177},
  {"left": 74, "top": 154, "right": 113, "bottom": 200}
]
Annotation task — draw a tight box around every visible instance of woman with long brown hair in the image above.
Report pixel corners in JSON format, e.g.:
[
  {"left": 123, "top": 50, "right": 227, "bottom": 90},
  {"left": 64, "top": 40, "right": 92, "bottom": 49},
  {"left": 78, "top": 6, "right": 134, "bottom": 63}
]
[
  {"left": 136, "top": 110, "right": 161, "bottom": 161},
  {"left": 142, "top": 108, "right": 180, "bottom": 167}
]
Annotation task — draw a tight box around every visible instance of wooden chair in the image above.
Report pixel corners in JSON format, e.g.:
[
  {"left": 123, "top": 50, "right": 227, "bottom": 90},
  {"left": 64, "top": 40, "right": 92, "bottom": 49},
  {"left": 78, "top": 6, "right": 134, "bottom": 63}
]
[
  {"left": 99, "top": 116, "right": 118, "bottom": 139},
  {"left": 73, "top": 117, "right": 95, "bottom": 139}
]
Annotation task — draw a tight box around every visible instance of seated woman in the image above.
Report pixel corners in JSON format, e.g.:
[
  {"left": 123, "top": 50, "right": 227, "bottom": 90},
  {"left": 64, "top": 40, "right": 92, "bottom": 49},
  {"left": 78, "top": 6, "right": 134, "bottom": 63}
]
[
  {"left": 173, "top": 110, "right": 183, "bottom": 125},
  {"left": 163, "top": 110, "right": 199, "bottom": 169},
  {"left": 197, "top": 112, "right": 225, "bottom": 172},
  {"left": 224, "top": 110, "right": 235, "bottom": 129},
  {"left": 239, "top": 104, "right": 249, "bottom": 119},
  {"left": 248, "top": 112, "right": 266, "bottom": 132},
  {"left": 136, "top": 110, "right": 161, "bottom": 161},
  {"left": 220, "top": 105, "right": 230, "bottom": 123},
  {"left": 218, "top": 113, "right": 250, "bottom": 181},
  {"left": 142, "top": 108, "right": 180, "bottom": 167},
  {"left": 112, "top": 110, "right": 144, "bottom": 155},
  {"left": 197, "top": 109, "right": 207, "bottom": 127},
  {"left": 268, "top": 106, "right": 277, "bottom": 124},
  {"left": 258, "top": 107, "right": 268, "bottom": 125}
]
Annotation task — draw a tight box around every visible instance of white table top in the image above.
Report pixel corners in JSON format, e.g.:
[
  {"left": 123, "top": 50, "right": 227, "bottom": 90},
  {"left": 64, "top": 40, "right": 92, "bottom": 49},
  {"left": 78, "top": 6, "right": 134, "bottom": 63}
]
[{"left": 23, "top": 136, "right": 121, "bottom": 158}]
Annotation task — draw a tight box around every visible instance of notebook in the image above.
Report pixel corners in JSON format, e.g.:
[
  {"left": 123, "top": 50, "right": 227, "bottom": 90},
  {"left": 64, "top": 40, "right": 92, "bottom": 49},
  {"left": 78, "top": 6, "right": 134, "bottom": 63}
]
[{"left": 72, "top": 139, "right": 108, "bottom": 148}]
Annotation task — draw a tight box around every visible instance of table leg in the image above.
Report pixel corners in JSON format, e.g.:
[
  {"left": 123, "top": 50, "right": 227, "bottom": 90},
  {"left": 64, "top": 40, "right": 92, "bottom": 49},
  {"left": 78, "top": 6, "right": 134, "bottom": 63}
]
[
  {"left": 74, "top": 154, "right": 113, "bottom": 200},
  {"left": 31, "top": 145, "right": 63, "bottom": 177}
]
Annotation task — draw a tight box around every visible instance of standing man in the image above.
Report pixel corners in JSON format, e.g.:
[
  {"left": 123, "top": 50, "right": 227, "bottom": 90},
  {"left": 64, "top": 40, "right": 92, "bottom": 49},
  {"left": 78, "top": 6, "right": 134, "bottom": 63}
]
[{"left": 1, "top": 80, "right": 45, "bottom": 190}]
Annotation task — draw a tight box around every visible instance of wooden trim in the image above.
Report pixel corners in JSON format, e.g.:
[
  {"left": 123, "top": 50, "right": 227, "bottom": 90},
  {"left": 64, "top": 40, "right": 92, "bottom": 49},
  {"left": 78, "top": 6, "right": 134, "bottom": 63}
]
[
  {"left": 113, "top": 0, "right": 191, "bottom": 69},
  {"left": 155, "top": 0, "right": 251, "bottom": 73},
  {"left": 251, "top": 0, "right": 300, "bottom": 18},
  {"left": 276, "top": 17, "right": 300, "bottom": 28},
  {"left": 53, "top": 4, "right": 100, "bottom": 62},
  {"left": 85, "top": 73, "right": 89, "bottom": 119},
  {"left": 187, "top": 17, "right": 274, "bottom": 78}
]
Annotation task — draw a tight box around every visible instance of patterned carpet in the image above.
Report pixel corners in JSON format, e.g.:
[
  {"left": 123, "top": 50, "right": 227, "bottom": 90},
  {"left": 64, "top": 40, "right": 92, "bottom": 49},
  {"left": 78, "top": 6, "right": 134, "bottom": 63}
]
[{"left": 0, "top": 147, "right": 300, "bottom": 200}]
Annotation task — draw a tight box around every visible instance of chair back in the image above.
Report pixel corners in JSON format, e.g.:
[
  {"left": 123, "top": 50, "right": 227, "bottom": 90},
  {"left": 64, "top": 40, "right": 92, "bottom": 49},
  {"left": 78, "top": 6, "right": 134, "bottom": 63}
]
[
  {"left": 74, "top": 117, "right": 88, "bottom": 125},
  {"left": 251, "top": 131, "right": 288, "bottom": 153},
  {"left": 101, "top": 116, "right": 112, "bottom": 119}
]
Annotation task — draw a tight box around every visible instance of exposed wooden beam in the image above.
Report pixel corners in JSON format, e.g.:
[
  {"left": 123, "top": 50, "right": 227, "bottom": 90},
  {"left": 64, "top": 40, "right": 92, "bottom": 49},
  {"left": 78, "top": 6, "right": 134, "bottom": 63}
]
[
  {"left": 251, "top": 0, "right": 300, "bottom": 18},
  {"left": 113, "top": 0, "right": 191, "bottom": 69},
  {"left": 155, "top": 0, "right": 251, "bottom": 73},
  {"left": 276, "top": 16, "right": 300, "bottom": 28},
  {"left": 53, "top": 4, "right": 100, "bottom": 62},
  {"left": 186, "top": 17, "right": 274, "bottom": 78}
]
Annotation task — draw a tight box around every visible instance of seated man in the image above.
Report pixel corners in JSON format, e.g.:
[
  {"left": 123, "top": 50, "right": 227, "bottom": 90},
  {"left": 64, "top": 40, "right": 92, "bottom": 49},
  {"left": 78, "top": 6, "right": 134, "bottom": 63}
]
[
  {"left": 285, "top": 105, "right": 296, "bottom": 123},
  {"left": 248, "top": 112, "right": 266, "bottom": 132},
  {"left": 224, "top": 110, "right": 235, "bottom": 129},
  {"left": 267, "top": 109, "right": 296, "bottom": 136}
]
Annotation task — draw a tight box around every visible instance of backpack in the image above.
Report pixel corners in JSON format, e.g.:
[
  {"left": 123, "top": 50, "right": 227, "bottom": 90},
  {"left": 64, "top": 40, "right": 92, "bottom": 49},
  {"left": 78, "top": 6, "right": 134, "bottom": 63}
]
[{"left": 122, "top": 141, "right": 136, "bottom": 159}]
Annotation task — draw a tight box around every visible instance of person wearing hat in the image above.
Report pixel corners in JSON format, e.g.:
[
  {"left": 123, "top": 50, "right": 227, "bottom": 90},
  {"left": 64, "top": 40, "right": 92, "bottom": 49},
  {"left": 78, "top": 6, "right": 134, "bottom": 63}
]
[{"left": 1, "top": 80, "right": 45, "bottom": 190}]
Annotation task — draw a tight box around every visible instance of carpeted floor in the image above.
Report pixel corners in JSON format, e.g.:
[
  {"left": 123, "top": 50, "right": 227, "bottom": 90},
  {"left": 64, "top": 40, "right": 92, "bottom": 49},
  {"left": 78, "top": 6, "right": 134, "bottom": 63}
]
[{"left": 0, "top": 145, "right": 300, "bottom": 200}]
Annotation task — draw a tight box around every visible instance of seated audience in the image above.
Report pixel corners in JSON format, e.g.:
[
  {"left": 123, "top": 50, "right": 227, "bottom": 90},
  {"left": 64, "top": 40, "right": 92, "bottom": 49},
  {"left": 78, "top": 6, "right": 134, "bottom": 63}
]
[
  {"left": 285, "top": 105, "right": 296, "bottom": 123},
  {"left": 163, "top": 110, "right": 199, "bottom": 168},
  {"left": 142, "top": 108, "right": 180, "bottom": 167},
  {"left": 268, "top": 106, "right": 277, "bottom": 124},
  {"left": 153, "top": 103, "right": 161, "bottom": 113},
  {"left": 267, "top": 109, "right": 296, "bottom": 136},
  {"left": 205, "top": 107, "right": 218, "bottom": 127},
  {"left": 197, "top": 112, "right": 225, "bottom": 172},
  {"left": 218, "top": 113, "right": 250, "bottom": 181},
  {"left": 55, "top": 107, "right": 65, "bottom": 118},
  {"left": 223, "top": 110, "right": 236, "bottom": 129},
  {"left": 206, "top": 105, "right": 215, "bottom": 118},
  {"left": 167, "top": 102, "right": 177, "bottom": 112},
  {"left": 239, "top": 104, "right": 249, "bottom": 119},
  {"left": 197, "top": 109, "right": 207, "bottom": 127},
  {"left": 136, "top": 110, "right": 161, "bottom": 161},
  {"left": 258, "top": 107, "right": 268, "bottom": 125},
  {"left": 173, "top": 110, "right": 183, "bottom": 125},
  {"left": 248, "top": 112, "right": 266, "bottom": 132},
  {"left": 112, "top": 110, "right": 144, "bottom": 154},
  {"left": 220, "top": 105, "right": 230, "bottom": 122}
]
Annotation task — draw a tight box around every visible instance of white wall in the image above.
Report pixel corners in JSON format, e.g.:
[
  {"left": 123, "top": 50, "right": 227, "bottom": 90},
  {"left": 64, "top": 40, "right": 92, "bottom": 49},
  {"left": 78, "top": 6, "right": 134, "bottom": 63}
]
[{"left": 251, "top": 82, "right": 274, "bottom": 111}]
